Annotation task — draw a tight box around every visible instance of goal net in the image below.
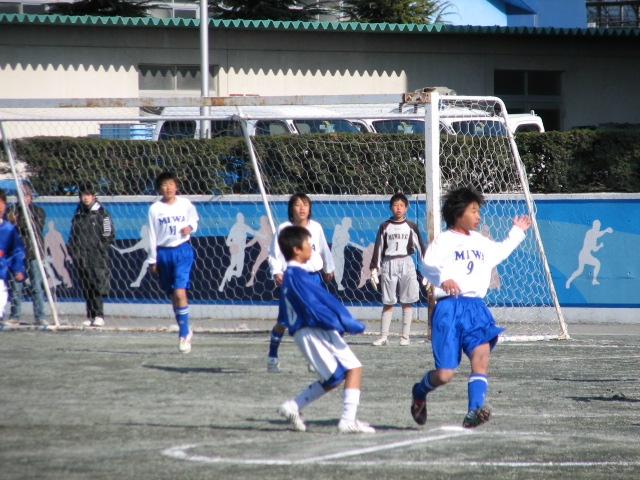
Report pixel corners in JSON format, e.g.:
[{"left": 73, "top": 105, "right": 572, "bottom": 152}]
[{"left": 0, "top": 96, "right": 568, "bottom": 340}]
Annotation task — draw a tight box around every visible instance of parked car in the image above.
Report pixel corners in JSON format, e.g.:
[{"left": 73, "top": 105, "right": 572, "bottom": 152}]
[{"left": 151, "top": 105, "right": 361, "bottom": 140}]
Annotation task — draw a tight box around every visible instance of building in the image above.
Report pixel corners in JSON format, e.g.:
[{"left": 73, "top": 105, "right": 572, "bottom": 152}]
[{"left": 1, "top": 14, "right": 639, "bottom": 131}]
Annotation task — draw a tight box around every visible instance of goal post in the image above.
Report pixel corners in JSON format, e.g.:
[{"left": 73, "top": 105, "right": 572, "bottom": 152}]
[
  {"left": 418, "top": 91, "right": 569, "bottom": 341},
  {"left": 0, "top": 94, "right": 568, "bottom": 340}
]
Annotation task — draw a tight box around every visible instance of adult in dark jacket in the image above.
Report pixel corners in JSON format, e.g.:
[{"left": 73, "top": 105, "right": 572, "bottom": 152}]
[
  {"left": 68, "top": 183, "right": 115, "bottom": 327},
  {"left": 6, "top": 184, "right": 47, "bottom": 325}
]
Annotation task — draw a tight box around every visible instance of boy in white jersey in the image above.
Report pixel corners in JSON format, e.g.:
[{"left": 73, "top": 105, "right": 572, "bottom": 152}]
[
  {"left": 266, "top": 193, "right": 335, "bottom": 373},
  {"left": 370, "top": 193, "right": 426, "bottom": 346},
  {"left": 411, "top": 186, "right": 531, "bottom": 428},
  {"left": 147, "top": 172, "right": 199, "bottom": 353}
]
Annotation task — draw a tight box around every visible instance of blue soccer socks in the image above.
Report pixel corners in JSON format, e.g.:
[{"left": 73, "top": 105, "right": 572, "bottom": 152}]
[
  {"left": 174, "top": 306, "right": 190, "bottom": 338},
  {"left": 268, "top": 327, "right": 284, "bottom": 358},
  {"left": 468, "top": 373, "right": 488, "bottom": 411},
  {"left": 415, "top": 370, "right": 438, "bottom": 400}
]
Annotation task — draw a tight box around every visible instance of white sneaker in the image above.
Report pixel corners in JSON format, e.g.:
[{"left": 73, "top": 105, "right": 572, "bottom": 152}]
[
  {"left": 399, "top": 336, "right": 410, "bottom": 346},
  {"left": 338, "top": 419, "right": 376, "bottom": 434},
  {"left": 278, "top": 400, "right": 306, "bottom": 432},
  {"left": 372, "top": 337, "right": 388, "bottom": 346},
  {"left": 82, "top": 319, "right": 93, "bottom": 327},
  {"left": 267, "top": 357, "right": 280, "bottom": 373},
  {"left": 178, "top": 329, "right": 193, "bottom": 354},
  {"left": 92, "top": 317, "right": 105, "bottom": 327}
]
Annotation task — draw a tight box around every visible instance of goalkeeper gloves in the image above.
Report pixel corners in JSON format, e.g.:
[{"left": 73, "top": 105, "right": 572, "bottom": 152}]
[{"left": 370, "top": 268, "right": 379, "bottom": 290}]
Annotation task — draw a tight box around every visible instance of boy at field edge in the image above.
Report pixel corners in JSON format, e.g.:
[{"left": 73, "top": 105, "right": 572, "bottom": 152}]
[
  {"left": 266, "top": 193, "right": 335, "bottom": 373},
  {"left": 370, "top": 193, "right": 426, "bottom": 346},
  {"left": 411, "top": 186, "right": 531, "bottom": 428},
  {"left": 276, "top": 225, "right": 374, "bottom": 434},
  {"left": 147, "top": 172, "right": 199, "bottom": 353},
  {"left": 0, "top": 189, "right": 25, "bottom": 322}
]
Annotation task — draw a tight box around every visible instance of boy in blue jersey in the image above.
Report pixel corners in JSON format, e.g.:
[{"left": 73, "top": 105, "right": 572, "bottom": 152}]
[
  {"left": 411, "top": 186, "right": 531, "bottom": 428},
  {"left": 0, "top": 189, "right": 25, "bottom": 323},
  {"left": 147, "top": 172, "right": 199, "bottom": 353},
  {"left": 276, "top": 225, "right": 375, "bottom": 434}
]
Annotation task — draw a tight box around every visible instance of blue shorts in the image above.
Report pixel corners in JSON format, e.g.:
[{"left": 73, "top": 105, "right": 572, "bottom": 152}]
[
  {"left": 431, "top": 296, "right": 505, "bottom": 370},
  {"left": 156, "top": 242, "right": 194, "bottom": 295}
]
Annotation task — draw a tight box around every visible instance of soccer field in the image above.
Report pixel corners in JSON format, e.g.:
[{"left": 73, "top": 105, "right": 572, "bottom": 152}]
[{"left": 1, "top": 325, "right": 639, "bottom": 480}]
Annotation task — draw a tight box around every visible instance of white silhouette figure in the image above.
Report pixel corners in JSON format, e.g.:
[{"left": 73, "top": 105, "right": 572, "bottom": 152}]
[
  {"left": 112, "top": 225, "right": 150, "bottom": 287},
  {"left": 245, "top": 215, "right": 272, "bottom": 287},
  {"left": 566, "top": 219, "right": 613, "bottom": 288},
  {"left": 331, "top": 217, "right": 353, "bottom": 291},
  {"left": 44, "top": 220, "right": 73, "bottom": 288},
  {"left": 218, "top": 212, "right": 257, "bottom": 292},
  {"left": 352, "top": 239, "right": 375, "bottom": 289}
]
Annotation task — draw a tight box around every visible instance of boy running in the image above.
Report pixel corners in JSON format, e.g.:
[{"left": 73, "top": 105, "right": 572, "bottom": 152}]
[
  {"left": 147, "top": 172, "right": 199, "bottom": 353},
  {"left": 370, "top": 193, "right": 426, "bottom": 346},
  {"left": 276, "top": 225, "right": 374, "bottom": 434},
  {"left": 411, "top": 186, "right": 531, "bottom": 428}
]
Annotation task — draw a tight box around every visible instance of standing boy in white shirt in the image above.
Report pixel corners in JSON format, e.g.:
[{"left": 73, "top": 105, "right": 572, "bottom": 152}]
[{"left": 147, "top": 172, "right": 199, "bottom": 353}]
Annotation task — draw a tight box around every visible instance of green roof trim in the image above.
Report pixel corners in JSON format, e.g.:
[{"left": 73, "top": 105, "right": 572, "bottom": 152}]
[{"left": 1, "top": 13, "right": 639, "bottom": 37}]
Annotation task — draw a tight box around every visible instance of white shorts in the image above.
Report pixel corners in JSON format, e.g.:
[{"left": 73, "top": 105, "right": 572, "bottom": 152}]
[
  {"left": 381, "top": 256, "right": 419, "bottom": 305},
  {"left": 294, "top": 327, "right": 362, "bottom": 388}
]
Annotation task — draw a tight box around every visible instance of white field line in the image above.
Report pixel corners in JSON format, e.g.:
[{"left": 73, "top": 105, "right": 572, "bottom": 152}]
[{"left": 162, "top": 426, "right": 639, "bottom": 468}]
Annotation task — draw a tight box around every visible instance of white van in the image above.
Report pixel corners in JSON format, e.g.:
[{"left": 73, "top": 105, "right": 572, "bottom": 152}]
[
  {"left": 326, "top": 103, "right": 544, "bottom": 136},
  {"left": 151, "top": 105, "right": 361, "bottom": 140}
]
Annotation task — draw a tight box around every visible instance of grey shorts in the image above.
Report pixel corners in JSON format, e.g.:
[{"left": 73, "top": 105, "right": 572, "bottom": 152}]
[{"left": 381, "top": 256, "right": 420, "bottom": 305}]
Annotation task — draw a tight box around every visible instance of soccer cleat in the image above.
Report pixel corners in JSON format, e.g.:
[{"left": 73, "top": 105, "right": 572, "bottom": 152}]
[
  {"left": 337, "top": 419, "right": 376, "bottom": 434},
  {"left": 178, "top": 329, "right": 193, "bottom": 354},
  {"left": 278, "top": 400, "right": 306, "bottom": 432},
  {"left": 410, "top": 383, "right": 427, "bottom": 425},
  {"left": 267, "top": 357, "right": 281, "bottom": 373},
  {"left": 371, "top": 336, "right": 388, "bottom": 346},
  {"left": 399, "top": 336, "right": 410, "bottom": 346},
  {"left": 462, "top": 405, "right": 492, "bottom": 429},
  {"left": 92, "top": 317, "right": 105, "bottom": 327},
  {"left": 5, "top": 319, "right": 20, "bottom": 326}
]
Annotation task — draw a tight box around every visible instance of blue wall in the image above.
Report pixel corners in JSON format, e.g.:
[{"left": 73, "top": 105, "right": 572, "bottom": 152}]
[{"left": 31, "top": 194, "right": 638, "bottom": 313}]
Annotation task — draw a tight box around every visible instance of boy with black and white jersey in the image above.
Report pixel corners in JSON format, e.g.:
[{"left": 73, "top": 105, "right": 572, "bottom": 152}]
[{"left": 370, "top": 193, "right": 426, "bottom": 346}]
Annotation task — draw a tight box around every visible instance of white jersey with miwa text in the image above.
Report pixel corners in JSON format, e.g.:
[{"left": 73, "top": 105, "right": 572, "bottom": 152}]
[
  {"left": 147, "top": 196, "right": 199, "bottom": 265},
  {"left": 420, "top": 226, "right": 525, "bottom": 300},
  {"left": 268, "top": 219, "right": 335, "bottom": 277},
  {"left": 370, "top": 218, "right": 426, "bottom": 270}
]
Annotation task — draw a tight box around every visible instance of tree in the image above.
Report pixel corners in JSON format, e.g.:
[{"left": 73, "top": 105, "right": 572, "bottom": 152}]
[
  {"left": 210, "top": 0, "right": 332, "bottom": 21},
  {"left": 338, "top": 0, "right": 453, "bottom": 24},
  {"left": 46, "top": 0, "right": 156, "bottom": 17}
]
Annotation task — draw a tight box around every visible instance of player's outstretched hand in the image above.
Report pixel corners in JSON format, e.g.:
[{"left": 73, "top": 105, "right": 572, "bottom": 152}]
[
  {"left": 370, "top": 268, "right": 379, "bottom": 290},
  {"left": 513, "top": 214, "right": 532, "bottom": 232}
]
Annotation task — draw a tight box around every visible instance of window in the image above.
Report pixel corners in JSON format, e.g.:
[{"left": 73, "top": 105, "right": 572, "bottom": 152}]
[
  {"left": 494, "top": 70, "right": 563, "bottom": 130},
  {"left": 139, "top": 64, "right": 217, "bottom": 93}
]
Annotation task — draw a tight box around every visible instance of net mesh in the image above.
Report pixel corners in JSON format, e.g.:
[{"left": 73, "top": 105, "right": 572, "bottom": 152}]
[{"left": 0, "top": 98, "right": 567, "bottom": 339}]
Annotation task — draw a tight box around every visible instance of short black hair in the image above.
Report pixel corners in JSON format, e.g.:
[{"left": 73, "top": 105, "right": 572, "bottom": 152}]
[
  {"left": 287, "top": 193, "right": 312, "bottom": 222},
  {"left": 155, "top": 171, "right": 178, "bottom": 191},
  {"left": 442, "top": 186, "right": 485, "bottom": 229},
  {"left": 0, "top": 188, "right": 6, "bottom": 204},
  {"left": 78, "top": 182, "right": 95, "bottom": 195},
  {"left": 278, "top": 225, "right": 310, "bottom": 261},
  {"left": 390, "top": 193, "right": 409, "bottom": 207}
]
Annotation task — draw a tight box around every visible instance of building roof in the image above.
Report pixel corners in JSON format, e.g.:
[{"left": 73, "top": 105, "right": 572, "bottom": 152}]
[{"left": 1, "top": 13, "right": 639, "bottom": 37}]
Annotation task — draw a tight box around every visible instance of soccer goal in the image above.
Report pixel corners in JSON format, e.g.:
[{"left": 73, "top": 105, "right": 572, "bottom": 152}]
[
  {"left": 417, "top": 91, "right": 569, "bottom": 341},
  {"left": 0, "top": 94, "right": 568, "bottom": 340}
]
